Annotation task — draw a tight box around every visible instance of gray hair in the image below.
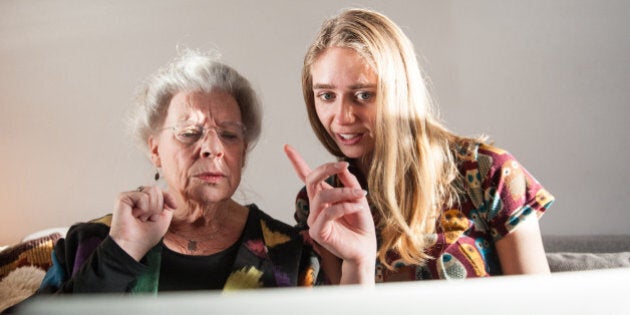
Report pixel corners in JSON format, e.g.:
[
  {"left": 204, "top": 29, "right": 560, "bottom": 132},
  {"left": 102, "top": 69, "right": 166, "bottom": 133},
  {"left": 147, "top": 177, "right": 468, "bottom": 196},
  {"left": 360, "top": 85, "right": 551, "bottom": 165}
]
[{"left": 129, "top": 49, "right": 262, "bottom": 153}]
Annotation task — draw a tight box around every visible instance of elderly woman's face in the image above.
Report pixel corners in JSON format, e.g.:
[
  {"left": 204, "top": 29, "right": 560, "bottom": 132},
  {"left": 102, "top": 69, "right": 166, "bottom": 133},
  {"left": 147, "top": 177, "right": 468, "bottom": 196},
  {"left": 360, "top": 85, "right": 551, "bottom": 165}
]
[{"left": 149, "top": 90, "right": 246, "bottom": 205}]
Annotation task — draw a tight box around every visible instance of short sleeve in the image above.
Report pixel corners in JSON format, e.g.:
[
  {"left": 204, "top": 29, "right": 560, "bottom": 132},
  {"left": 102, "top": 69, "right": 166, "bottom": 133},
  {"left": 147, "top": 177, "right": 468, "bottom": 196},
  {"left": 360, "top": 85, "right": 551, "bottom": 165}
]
[{"left": 475, "top": 144, "right": 554, "bottom": 241}]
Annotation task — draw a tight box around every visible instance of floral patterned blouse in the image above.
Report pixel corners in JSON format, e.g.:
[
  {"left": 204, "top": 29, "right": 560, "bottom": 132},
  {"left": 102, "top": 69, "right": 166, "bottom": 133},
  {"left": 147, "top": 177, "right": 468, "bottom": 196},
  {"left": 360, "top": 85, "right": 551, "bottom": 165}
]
[{"left": 294, "top": 143, "right": 554, "bottom": 280}]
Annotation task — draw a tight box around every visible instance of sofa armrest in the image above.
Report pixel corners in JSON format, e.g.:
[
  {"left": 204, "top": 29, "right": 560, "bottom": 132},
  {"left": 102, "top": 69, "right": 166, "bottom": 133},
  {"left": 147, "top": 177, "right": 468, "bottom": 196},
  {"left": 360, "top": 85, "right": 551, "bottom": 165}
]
[
  {"left": 546, "top": 252, "right": 630, "bottom": 272},
  {"left": 542, "top": 235, "right": 630, "bottom": 253}
]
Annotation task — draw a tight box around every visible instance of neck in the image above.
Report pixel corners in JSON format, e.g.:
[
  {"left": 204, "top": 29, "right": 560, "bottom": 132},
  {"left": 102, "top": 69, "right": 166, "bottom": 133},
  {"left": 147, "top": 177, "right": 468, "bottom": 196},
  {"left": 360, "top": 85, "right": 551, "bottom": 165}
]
[
  {"left": 353, "top": 154, "right": 373, "bottom": 180},
  {"left": 164, "top": 200, "right": 249, "bottom": 255},
  {"left": 172, "top": 198, "right": 234, "bottom": 226}
]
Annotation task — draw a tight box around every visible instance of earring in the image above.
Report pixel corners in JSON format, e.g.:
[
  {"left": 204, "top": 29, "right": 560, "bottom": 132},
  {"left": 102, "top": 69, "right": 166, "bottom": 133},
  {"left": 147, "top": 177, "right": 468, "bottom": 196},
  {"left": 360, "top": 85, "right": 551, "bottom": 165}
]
[{"left": 154, "top": 169, "right": 160, "bottom": 181}]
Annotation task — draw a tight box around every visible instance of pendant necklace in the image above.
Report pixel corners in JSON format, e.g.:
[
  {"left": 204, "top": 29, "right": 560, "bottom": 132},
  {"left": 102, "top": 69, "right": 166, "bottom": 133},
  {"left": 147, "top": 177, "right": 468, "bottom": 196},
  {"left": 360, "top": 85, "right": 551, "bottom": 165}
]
[
  {"left": 167, "top": 228, "right": 218, "bottom": 253},
  {"left": 187, "top": 240, "right": 198, "bottom": 251}
]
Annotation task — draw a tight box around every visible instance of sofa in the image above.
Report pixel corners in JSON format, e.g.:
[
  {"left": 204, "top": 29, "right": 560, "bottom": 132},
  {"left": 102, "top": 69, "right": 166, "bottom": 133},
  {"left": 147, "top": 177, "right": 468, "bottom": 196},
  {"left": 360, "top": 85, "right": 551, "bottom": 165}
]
[
  {"left": 542, "top": 234, "right": 630, "bottom": 272},
  {"left": 1, "top": 230, "right": 629, "bottom": 312}
]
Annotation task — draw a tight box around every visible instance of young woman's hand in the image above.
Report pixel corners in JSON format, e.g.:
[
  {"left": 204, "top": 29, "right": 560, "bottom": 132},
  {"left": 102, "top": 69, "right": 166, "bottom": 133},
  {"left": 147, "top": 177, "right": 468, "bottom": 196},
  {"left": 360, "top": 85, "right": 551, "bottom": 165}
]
[
  {"left": 284, "top": 144, "right": 376, "bottom": 285},
  {"left": 109, "top": 186, "right": 176, "bottom": 261}
]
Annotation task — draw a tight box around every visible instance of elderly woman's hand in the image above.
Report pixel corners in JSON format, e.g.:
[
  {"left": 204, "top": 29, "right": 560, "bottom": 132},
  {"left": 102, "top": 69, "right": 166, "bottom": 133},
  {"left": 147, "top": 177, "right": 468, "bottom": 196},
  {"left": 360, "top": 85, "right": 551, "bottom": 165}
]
[
  {"left": 284, "top": 145, "right": 376, "bottom": 285},
  {"left": 109, "top": 186, "right": 177, "bottom": 261}
]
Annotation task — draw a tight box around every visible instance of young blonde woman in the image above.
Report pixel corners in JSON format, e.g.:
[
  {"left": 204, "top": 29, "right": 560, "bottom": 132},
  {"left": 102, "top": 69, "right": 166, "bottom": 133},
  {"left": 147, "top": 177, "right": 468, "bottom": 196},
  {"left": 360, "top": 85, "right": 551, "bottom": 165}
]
[{"left": 285, "top": 8, "right": 554, "bottom": 284}]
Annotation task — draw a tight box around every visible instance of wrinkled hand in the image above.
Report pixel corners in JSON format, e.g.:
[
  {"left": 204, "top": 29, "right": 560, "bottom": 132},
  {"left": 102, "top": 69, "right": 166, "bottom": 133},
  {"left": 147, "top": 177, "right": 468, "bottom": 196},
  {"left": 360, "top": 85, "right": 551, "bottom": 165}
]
[
  {"left": 284, "top": 145, "right": 376, "bottom": 284},
  {"left": 109, "top": 186, "right": 176, "bottom": 261}
]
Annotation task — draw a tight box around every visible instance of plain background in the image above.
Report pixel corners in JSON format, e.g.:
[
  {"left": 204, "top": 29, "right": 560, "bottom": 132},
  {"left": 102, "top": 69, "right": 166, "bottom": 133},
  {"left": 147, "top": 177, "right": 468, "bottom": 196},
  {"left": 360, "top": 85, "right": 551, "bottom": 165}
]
[{"left": 1, "top": 0, "right": 628, "bottom": 245}]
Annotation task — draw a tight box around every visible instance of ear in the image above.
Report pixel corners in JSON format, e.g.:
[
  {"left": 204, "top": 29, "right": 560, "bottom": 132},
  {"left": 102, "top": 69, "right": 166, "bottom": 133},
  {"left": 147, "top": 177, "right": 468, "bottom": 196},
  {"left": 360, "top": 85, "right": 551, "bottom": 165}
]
[
  {"left": 241, "top": 142, "right": 248, "bottom": 167},
  {"left": 148, "top": 135, "right": 162, "bottom": 168}
]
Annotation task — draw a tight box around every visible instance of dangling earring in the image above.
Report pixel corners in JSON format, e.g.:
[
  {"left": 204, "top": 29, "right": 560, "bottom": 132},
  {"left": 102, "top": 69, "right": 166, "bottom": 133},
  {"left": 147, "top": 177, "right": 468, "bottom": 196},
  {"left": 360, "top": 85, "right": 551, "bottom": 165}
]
[{"left": 154, "top": 169, "right": 160, "bottom": 181}]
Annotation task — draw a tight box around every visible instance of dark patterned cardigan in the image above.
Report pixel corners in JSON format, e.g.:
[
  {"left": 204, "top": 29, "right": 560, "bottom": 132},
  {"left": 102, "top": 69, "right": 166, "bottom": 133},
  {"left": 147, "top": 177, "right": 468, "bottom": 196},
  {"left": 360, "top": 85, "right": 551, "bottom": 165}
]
[{"left": 38, "top": 204, "right": 321, "bottom": 294}]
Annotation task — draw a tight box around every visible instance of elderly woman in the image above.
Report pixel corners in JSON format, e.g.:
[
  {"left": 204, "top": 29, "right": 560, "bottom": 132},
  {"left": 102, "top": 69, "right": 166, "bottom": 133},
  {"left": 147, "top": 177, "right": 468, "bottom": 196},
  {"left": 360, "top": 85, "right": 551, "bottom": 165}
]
[{"left": 32, "top": 50, "right": 320, "bottom": 294}]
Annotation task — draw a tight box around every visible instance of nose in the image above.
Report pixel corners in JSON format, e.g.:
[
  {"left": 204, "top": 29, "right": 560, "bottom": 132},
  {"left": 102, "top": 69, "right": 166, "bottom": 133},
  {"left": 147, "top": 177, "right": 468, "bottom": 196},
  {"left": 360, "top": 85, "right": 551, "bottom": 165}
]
[
  {"left": 335, "top": 98, "right": 355, "bottom": 125},
  {"left": 199, "top": 129, "right": 224, "bottom": 159}
]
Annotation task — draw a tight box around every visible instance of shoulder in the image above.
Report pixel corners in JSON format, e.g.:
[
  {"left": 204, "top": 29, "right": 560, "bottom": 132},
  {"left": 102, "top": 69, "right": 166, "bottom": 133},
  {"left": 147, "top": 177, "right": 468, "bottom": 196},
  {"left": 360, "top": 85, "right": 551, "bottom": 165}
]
[
  {"left": 455, "top": 141, "right": 549, "bottom": 194},
  {"left": 68, "top": 214, "right": 112, "bottom": 235},
  {"left": 61, "top": 214, "right": 113, "bottom": 248},
  {"left": 454, "top": 141, "right": 526, "bottom": 181},
  {"left": 477, "top": 143, "right": 519, "bottom": 168},
  {"left": 454, "top": 141, "right": 514, "bottom": 166},
  {"left": 47, "top": 214, "right": 113, "bottom": 279},
  {"left": 472, "top": 143, "right": 544, "bottom": 190}
]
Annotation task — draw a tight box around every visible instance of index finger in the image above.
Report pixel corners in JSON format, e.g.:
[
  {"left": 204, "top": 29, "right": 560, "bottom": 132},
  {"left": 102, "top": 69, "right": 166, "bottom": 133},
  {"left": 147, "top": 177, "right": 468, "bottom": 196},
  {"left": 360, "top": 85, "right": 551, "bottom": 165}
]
[{"left": 284, "top": 144, "right": 312, "bottom": 183}]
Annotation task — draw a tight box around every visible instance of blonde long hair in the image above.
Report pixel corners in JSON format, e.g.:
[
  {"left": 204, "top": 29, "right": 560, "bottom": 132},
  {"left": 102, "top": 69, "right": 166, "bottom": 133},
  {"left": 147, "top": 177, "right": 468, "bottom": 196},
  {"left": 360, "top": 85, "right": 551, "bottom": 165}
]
[{"left": 302, "top": 8, "right": 476, "bottom": 268}]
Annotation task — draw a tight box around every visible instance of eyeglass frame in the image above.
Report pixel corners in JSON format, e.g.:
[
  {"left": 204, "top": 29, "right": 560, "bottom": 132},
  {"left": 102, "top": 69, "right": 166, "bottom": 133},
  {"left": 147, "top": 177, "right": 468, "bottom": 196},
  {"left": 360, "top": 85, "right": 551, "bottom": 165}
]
[{"left": 159, "top": 121, "right": 247, "bottom": 146}]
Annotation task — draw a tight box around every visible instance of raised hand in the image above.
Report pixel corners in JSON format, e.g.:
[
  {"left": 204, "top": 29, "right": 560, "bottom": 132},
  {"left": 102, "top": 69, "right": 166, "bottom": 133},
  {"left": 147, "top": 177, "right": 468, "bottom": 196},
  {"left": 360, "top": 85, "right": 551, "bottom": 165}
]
[
  {"left": 284, "top": 144, "right": 376, "bottom": 284},
  {"left": 109, "top": 186, "right": 177, "bottom": 261}
]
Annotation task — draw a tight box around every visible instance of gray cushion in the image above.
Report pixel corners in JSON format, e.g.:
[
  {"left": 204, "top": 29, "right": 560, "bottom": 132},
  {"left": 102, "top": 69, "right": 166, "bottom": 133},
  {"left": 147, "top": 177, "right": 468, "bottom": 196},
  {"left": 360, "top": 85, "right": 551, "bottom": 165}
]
[
  {"left": 543, "top": 235, "right": 630, "bottom": 253},
  {"left": 546, "top": 252, "right": 630, "bottom": 272}
]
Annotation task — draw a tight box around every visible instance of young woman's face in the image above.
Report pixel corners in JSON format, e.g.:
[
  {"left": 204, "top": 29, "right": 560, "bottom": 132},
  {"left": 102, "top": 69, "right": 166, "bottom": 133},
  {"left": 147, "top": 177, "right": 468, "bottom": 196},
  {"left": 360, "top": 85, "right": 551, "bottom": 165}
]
[
  {"left": 149, "top": 90, "right": 246, "bottom": 205},
  {"left": 310, "top": 47, "right": 378, "bottom": 159}
]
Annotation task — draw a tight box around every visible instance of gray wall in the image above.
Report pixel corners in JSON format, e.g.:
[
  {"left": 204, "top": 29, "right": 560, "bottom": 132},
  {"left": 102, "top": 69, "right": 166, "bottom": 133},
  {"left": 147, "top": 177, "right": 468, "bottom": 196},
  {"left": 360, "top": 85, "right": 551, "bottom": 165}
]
[{"left": 1, "top": 0, "right": 628, "bottom": 245}]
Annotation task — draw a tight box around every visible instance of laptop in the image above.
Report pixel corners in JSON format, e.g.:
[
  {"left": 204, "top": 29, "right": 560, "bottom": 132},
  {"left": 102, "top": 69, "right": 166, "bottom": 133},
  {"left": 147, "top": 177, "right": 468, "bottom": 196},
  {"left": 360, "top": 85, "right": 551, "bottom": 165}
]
[{"left": 19, "top": 267, "right": 630, "bottom": 315}]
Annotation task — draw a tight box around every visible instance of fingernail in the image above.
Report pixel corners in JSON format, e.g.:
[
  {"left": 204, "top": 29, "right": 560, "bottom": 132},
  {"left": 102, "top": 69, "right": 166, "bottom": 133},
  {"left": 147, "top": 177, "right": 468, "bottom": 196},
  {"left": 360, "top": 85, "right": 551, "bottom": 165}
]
[
  {"left": 354, "top": 189, "right": 367, "bottom": 196},
  {"left": 334, "top": 162, "right": 349, "bottom": 169}
]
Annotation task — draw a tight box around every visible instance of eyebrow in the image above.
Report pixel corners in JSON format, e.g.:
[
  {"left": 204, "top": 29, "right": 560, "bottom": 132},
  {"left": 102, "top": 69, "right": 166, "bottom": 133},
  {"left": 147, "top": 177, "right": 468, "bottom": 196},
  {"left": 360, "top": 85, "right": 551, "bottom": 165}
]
[
  {"left": 313, "top": 83, "right": 376, "bottom": 90},
  {"left": 174, "top": 119, "right": 243, "bottom": 127},
  {"left": 313, "top": 83, "right": 334, "bottom": 89}
]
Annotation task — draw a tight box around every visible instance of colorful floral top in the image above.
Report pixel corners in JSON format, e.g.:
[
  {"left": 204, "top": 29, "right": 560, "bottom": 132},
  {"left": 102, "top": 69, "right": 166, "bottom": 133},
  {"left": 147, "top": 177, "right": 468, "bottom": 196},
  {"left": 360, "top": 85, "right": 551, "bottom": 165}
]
[
  {"left": 38, "top": 204, "right": 321, "bottom": 294},
  {"left": 294, "top": 143, "right": 554, "bottom": 281}
]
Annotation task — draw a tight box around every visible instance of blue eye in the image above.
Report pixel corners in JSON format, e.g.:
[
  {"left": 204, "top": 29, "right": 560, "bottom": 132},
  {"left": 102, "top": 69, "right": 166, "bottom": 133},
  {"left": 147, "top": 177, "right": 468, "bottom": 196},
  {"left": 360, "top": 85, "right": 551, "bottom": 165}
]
[
  {"left": 356, "top": 91, "right": 374, "bottom": 101},
  {"left": 317, "top": 92, "right": 335, "bottom": 101}
]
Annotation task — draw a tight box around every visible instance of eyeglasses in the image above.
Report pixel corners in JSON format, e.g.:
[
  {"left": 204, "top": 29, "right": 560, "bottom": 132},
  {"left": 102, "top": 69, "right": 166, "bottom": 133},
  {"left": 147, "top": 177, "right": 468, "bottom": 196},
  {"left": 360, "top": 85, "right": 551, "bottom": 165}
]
[{"left": 162, "top": 122, "right": 246, "bottom": 146}]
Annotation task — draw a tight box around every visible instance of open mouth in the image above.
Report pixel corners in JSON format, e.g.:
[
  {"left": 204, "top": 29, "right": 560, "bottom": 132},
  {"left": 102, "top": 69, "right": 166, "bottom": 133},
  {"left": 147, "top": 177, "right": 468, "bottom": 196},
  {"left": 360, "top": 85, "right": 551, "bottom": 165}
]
[{"left": 336, "top": 132, "right": 364, "bottom": 145}]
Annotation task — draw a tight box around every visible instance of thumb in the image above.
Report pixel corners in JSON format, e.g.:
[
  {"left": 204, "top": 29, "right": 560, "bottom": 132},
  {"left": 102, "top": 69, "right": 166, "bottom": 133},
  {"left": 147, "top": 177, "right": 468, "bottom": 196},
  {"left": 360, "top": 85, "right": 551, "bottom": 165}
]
[
  {"left": 148, "top": 201, "right": 174, "bottom": 223},
  {"left": 148, "top": 190, "right": 177, "bottom": 222},
  {"left": 162, "top": 190, "right": 178, "bottom": 211}
]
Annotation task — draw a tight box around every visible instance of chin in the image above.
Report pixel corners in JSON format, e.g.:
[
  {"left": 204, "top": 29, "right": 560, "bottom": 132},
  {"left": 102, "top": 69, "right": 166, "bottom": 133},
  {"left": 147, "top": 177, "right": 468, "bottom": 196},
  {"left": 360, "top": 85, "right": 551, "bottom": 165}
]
[
  {"left": 190, "top": 186, "right": 235, "bottom": 204},
  {"left": 341, "top": 152, "right": 363, "bottom": 159},
  {"left": 339, "top": 147, "right": 372, "bottom": 159}
]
